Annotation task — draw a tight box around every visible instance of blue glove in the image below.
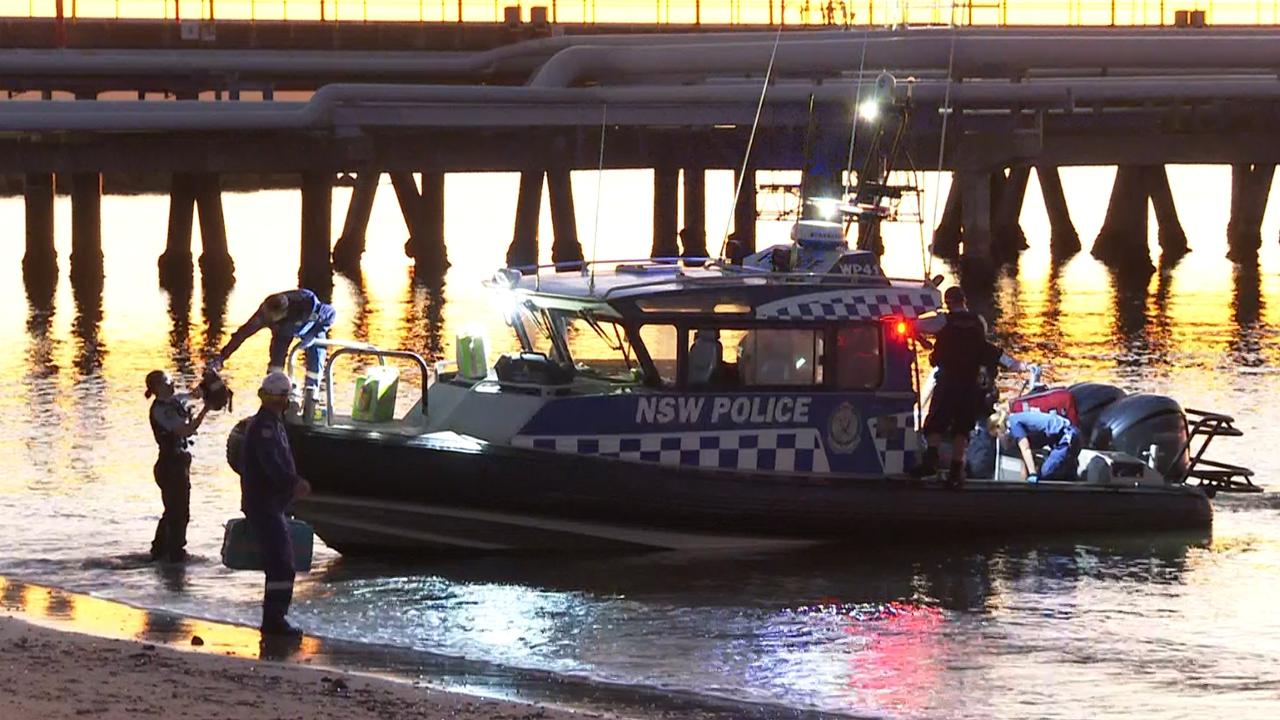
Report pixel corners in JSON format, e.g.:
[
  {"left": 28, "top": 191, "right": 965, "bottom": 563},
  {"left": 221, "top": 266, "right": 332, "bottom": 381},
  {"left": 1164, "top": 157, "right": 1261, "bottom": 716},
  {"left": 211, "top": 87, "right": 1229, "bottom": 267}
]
[{"left": 1027, "top": 473, "right": 1039, "bottom": 485}]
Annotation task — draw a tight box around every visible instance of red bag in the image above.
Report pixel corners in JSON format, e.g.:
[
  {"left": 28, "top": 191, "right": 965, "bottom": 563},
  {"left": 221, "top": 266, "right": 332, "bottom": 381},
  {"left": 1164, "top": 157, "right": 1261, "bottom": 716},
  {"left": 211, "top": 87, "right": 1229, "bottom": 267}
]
[{"left": 1009, "top": 388, "right": 1080, "bottom": 426}]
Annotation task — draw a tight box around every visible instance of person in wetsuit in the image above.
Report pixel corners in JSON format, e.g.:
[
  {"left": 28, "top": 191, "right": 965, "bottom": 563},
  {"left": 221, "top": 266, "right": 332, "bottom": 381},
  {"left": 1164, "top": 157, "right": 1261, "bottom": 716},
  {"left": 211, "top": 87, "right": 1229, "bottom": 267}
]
[
  {"left": 911, "top": 287, "right": 1023, "bottom": 487},
  {"left": 241, "top": 371, "right": 311, "bottom": 637},
  {"left": 212, "top": 289, "right": 336, "bottom": 406},
  {"left": 145, "top": 370, "right": 210, "bottom": 563}
]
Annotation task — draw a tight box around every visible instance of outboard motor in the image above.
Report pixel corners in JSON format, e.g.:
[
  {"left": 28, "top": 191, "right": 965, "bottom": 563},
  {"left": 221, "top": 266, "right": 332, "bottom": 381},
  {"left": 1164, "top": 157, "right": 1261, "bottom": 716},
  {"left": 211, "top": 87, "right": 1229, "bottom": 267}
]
[
  {"left": 1090, "top": 394, "right": 1190, "bottom": 479},
  {"left": 226, "top": 417, "right": 252, "bottom": 475},
  {"left": 1068, "top": 382, "right": 1127, "bottom": 439}
]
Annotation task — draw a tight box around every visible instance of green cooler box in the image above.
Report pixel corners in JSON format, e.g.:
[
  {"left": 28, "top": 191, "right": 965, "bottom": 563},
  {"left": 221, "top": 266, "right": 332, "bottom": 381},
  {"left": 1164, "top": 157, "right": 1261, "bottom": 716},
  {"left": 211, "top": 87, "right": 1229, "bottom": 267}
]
[
  {"left": 221, "top": 517, "right": 314, "bottom": 572},
  {"left": 352, "top": 365, "right": 400, "bottom": 422}
]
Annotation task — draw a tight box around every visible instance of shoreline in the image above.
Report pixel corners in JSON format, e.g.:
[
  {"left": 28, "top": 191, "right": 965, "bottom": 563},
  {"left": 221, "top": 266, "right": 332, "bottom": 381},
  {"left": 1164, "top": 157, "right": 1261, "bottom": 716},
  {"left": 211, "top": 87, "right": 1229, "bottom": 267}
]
[
  {"left": 0, "top": 613, "right": 617, "bottom": 720},
  {"left": 0, "top": 576, "right": 841, "bottom": 720}
]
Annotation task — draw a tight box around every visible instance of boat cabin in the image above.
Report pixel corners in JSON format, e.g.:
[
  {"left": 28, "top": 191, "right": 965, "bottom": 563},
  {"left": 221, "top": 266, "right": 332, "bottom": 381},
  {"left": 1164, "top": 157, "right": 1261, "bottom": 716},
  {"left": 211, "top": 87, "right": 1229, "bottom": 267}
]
[{"left": 423, "top": 240, "right": 942, "bottom": 479}]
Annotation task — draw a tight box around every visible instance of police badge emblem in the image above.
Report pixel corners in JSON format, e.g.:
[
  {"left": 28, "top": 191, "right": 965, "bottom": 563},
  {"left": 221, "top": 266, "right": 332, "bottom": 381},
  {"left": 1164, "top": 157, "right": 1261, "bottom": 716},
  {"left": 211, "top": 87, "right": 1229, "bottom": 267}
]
[{"left": 827, "top": 402, "right": 861, "bottom": 453}]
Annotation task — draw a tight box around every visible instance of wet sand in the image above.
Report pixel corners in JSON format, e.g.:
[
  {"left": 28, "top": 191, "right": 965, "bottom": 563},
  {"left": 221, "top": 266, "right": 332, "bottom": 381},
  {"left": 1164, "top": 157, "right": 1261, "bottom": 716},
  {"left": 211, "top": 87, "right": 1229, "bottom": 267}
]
[{"left": 0, "top": 615, "right": 617, "bottom": 720}]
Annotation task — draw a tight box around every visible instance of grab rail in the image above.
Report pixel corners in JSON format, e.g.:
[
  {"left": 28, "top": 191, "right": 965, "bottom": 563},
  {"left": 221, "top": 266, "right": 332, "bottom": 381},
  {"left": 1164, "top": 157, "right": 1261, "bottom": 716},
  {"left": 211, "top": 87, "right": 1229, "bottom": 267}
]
[
  {"left": 1176, "top": 408, "right": 1257, "bottom": 496},
  {"left": 321, "top": 346, "right": 431, "bottom": 427}
]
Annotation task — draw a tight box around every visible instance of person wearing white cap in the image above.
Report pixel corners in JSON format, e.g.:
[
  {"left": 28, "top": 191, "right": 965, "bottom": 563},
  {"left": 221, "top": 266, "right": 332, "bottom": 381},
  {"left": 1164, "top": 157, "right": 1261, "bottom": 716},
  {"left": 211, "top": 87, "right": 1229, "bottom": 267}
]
[{"left": 239, "top": 371, "right": 311, "bottom": 636}]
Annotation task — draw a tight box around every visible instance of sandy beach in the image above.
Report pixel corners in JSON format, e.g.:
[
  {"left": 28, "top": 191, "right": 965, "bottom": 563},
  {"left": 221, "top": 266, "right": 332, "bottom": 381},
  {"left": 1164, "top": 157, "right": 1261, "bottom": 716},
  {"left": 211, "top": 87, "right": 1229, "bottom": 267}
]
[{"left": 0, "top": 615, "right": 617, "bottom": 720}]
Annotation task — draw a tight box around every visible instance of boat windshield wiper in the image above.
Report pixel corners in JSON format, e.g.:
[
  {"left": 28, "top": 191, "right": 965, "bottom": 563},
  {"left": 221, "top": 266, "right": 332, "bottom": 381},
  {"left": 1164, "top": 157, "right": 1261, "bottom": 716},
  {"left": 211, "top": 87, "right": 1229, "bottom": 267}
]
[{"left": 581, "top": 311, "right": 635, "bottom": 373}]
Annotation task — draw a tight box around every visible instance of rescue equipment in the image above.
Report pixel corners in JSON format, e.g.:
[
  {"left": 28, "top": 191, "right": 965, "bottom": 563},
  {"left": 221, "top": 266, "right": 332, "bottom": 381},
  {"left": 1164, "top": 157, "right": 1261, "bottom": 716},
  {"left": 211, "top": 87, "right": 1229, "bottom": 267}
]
[
  {"left": 352, "top": 366, "right": 400, "bottom": 422},
  {"left": 199, "top": 367, "right": 233, "bottom": 412},
  {"left": 220, "top": 517, "right": 314, "bottom": 571},
  {"left": 456, "top": 331, "right": 489, "bottom": 380},
  {"left": 226, "top": 417, "right": 250, "bottom": 474}
]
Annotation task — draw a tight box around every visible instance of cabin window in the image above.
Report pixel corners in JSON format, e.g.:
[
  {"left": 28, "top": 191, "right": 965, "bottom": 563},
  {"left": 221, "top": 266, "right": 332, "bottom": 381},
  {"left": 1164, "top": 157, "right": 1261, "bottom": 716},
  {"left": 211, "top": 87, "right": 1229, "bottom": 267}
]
[
  {"left": 835, "top": 324, "right": 883, "bottom": 389},
  {"left": 686, "top": 328, "right": 823, "bottom": 388},
  {"left": 639, "top": 324, "right": 679, "bottom": 385},
  {"left": 513, "top": 304, "right": 559, "bottom": 360},
  {"left": 558, "top": 314, "right": 639, "bottom": 382}
]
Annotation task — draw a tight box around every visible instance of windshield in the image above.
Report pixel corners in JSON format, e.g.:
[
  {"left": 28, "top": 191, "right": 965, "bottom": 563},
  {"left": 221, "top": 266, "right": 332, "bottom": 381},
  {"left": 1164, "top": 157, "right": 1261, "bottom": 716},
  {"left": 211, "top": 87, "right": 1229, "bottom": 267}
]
[{"left": 512, "top": 304, "right": 638, "bottom": 382}]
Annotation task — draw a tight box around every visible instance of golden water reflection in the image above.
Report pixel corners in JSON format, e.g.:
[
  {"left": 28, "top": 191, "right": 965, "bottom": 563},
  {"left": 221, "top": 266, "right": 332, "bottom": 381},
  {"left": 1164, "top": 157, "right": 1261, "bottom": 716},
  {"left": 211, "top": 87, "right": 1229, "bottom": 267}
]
[{"left": 0, "top": 576, "right": 323, "bottom": 660}]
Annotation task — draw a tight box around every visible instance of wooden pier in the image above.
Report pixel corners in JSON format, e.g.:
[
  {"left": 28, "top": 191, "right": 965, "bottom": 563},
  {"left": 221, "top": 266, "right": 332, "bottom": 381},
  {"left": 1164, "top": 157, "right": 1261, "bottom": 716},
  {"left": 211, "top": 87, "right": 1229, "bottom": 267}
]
[{"left": 5, "top": 21, "right": 1280, "bottom": 294}]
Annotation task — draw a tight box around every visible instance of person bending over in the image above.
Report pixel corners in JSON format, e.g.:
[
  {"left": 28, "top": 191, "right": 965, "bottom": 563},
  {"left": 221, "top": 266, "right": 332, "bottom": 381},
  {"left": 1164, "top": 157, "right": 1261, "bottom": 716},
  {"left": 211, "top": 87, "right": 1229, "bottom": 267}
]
[
  {"left": 212, "top": 289, "right": 335, "bottom": 408},
  {"left": 991, "top": 408, "right": 1082, "bottom": 483}
]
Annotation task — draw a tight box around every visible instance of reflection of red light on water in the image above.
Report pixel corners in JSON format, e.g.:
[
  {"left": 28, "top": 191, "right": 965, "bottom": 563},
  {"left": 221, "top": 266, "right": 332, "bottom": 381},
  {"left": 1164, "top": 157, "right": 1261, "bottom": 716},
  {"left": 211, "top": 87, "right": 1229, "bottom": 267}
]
[{"left": 839, "top": 601, "right": 946, "bottom": 716}]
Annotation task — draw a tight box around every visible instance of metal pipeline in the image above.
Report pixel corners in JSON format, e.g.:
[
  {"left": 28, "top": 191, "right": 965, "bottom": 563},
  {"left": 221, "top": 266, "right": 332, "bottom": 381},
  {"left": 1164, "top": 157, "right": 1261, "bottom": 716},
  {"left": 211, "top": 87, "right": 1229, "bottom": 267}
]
[
  {"left": 3, "top": 75, "right": 1280, "bottom": 132},
  {"left": 528, "top": 34, "right": 1280, "bottom": 87}
]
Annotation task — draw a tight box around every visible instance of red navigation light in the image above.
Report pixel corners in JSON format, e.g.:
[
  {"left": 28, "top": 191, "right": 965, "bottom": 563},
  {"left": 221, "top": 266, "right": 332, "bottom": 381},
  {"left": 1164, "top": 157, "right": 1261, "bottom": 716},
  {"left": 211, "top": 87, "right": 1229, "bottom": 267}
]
[{"left": 895, "top": 320, "right": 908, "bottom": 338}]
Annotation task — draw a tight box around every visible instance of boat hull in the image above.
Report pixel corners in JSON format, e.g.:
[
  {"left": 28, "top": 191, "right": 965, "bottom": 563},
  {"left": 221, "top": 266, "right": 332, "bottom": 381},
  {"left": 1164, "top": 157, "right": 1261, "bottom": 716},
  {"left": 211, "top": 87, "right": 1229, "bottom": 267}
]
[{"left": 286, "top": 425, "right": 1212, "bottom": 554}]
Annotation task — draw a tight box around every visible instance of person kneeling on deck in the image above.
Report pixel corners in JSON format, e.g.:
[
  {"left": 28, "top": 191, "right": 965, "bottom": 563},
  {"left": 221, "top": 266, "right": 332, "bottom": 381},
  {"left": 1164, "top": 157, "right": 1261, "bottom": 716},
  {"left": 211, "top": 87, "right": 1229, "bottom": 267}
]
[
  {"left": 145, "top": 370, "right": 210, "bottom": 563},
  {"left": 241, "top": 371, "right": 311, "bottom": 637},
  {"left": 991, "top": 408, "right": 1082, "bottom": 484},
  {"left": 211, "top": 289, "right": 336, "bottom": 414}
]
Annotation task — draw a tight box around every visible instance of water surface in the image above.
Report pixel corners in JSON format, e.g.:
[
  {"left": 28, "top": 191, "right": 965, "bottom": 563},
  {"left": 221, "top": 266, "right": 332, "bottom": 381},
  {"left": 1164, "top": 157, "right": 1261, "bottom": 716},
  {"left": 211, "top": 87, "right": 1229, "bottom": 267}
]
[{"left": 0, "top": 166, "right": 1277, "bottom": 718}]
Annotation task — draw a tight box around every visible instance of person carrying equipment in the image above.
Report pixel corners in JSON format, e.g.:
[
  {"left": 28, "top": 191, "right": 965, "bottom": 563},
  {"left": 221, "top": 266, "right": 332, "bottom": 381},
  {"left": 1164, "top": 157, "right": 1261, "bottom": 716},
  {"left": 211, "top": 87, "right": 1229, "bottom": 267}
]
[
  {"left": 991, "top": 408, "right": 1082, "bottom": 483},
  {"left": 240, "top": 371, "right": 311, "bottom": 637},
  {"left": 211, "top": 289, "right": 335, "bottom": 409},
  {"left": 144, "top": 370, "right": 210, "bottom": 563}
]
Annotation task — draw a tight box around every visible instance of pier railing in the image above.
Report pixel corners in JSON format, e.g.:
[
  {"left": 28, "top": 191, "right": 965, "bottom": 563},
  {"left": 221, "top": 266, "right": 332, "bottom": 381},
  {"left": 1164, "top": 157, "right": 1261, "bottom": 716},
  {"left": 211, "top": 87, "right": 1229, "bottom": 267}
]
[{"left": 13, "top": 0, "right": 1280, "bottom": 27}]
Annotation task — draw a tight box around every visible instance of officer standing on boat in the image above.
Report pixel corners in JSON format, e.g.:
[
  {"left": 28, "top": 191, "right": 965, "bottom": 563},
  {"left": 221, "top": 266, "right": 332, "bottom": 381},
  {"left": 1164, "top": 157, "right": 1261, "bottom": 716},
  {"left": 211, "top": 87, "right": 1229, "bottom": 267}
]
[
  {"left": 912, "top": 287, "right": 1023, "bottom": 487},
  {"left": 144, "top": 370, "right": 210, "bottom": 563},
  {"left": 211, "top": 289, "right": 336, "bottom": 412},
  {"left": 240, "top": 371, "right": 311, "bottom": 637}
]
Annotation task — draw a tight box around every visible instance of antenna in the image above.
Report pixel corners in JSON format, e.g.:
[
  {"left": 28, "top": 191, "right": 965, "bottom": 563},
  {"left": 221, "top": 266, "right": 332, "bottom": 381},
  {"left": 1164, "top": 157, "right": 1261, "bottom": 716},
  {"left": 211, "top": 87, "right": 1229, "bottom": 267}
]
[
  {"left": 924, "top": 3, "right": 961, "bottom": 279},
  {"left": 588, "top": 103, "right": 607, "bottom": 294},
  {"left": 718, "top": 24, "right": 784, "bottom": 261}
]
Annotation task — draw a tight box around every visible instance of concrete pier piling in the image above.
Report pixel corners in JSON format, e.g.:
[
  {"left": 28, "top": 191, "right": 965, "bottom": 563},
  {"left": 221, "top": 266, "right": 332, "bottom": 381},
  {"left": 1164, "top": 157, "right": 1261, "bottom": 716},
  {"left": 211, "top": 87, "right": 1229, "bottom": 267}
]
[
  {"left": 992, "top": 166, "right": 1030, "bottom": 259},
  {"left": 332, "top": 171, "right": 380, "bottom": 273},
  {"left": 681, "top": 167, "right": 707, "bottom": 258},
  {"left": 69, "top": 172, "right": 103, "bottom": 286},
  {"left": 1036, "top": 166, "right": 1080, "bottom": 257},
  {"left": 299, "top": 172, "right": 333, "bottom": 293},
  {"left": 395, "top": 171, "right": 448, "bottom": 275},
  {"left": 1092, "top": 166, "right": 1153, "bottom": 271},
  {"left": 856, "top": 216, "right": 884, "bottom": 256},
  {"left": 652, "top": 166, "right": 680, "bottom": 258},
  {"left": 1145, "top": 166, "right": 1188, "bottom": 260},
  {"left": 160, "top": 173, "right": 197, "bottom": 284},
  {"left": 547, "top": 168, "right": 583, "bottom": 265},
  {"left": 1226, "top": 163, "right": 1274, "bottom": 262},
  {"left": 957, "top": 171, "right": 993, "bottom": 267},
  {"left": 195, "top": 174, "right": 233, "bottom": 282},
  {"left": 931, "top": 181, "right": 963, "bottom": 259},
  {"left": 507, "top": 170, "right": 543, "bottom": 268},
  {"left": 23, "top": 172, "right": 56, "bottom": 284},
  {"left": 730, "top": 166, "right": 757, "bottom": 257}
]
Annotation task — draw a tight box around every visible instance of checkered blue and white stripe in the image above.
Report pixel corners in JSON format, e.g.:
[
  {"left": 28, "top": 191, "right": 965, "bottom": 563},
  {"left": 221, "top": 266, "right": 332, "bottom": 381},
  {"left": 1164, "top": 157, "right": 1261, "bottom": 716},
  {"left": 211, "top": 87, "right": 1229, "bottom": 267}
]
[
  {"left": 513, "top": 429, "right": 831, "bottom": 473},
  {"left": 868, "top": 412, "right": 920, "bottom": 475},
  {"left": 755, "top": 289, "right": 940, "bottom": 321}
]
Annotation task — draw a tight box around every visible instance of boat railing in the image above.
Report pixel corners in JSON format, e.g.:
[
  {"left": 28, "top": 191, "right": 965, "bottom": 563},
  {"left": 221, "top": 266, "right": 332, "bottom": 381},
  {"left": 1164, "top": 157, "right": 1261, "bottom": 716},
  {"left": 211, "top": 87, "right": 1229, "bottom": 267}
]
[
  {"left": 287, "top": 338, "right": 430, "bottom": 428},
  {"left": 500, "top": 258, "right": 937, "bottom": 299},
  {"left": 1175, "top": 408, "right": 1258, "bottom": 496}
]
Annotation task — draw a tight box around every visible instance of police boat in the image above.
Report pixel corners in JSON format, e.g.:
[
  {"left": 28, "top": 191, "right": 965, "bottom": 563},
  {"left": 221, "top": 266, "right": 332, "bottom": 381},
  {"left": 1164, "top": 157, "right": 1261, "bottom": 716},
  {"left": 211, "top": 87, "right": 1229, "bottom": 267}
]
[{"left": 262, "top": 221, "right": 1255, "bottom": 554}]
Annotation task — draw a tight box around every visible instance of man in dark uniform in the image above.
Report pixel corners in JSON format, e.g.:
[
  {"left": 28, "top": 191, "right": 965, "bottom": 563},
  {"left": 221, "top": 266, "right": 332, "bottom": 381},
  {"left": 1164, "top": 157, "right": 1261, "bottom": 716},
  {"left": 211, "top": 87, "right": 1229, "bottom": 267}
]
[
  {"left": 145, "top": 370, "right": 209, "bottom": 563},
  {"left": 241, "top": 371, "right": 311, "bottom": 636},
  {"left": 212, "top": 289, "right": 336, "bottom": 411},
  {"left": 912, "top": 287, "right": 1021, "bottom": 487}
]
